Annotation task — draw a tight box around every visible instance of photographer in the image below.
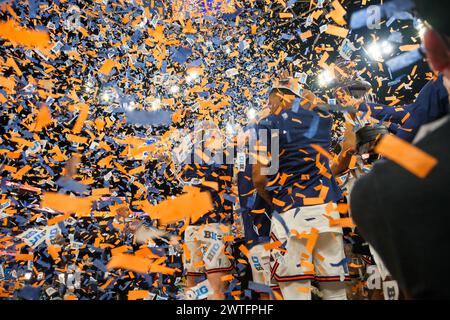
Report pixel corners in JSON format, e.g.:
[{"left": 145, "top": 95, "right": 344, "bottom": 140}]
[
  {"left": 350, "top": 0, "right": 450, "bottom": 298},
  {"left": 333, "top": 122, "right": 396, "bottom": 300},
  {"left": 337, "top": 75, "right": 448, "bottom": 143}
]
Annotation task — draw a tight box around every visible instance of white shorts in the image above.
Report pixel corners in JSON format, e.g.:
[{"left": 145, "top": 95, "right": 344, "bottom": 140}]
[
  {"left": 183, "top": 223, "right": 233, "bottom": 276},
  {"left": 248, "top": 244, "right": 271, "bottom": 287},
  {"left": 270, "top": 205, "right": 350, "bottom": 283}
]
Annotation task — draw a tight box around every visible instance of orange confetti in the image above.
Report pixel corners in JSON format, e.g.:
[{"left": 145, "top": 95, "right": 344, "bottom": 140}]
[
  {"left": 71, "top": 103, "right": 89, "bottom": 134},
  {"left": 272, "top": 197, "right": 286, "bottom": 207},
  {"left": 329, "top": 217, "right": 355, "bottom": 228},
  {"left": 305, "top": 228, "right": 319, "bottom": 253},
  {"left": 303, "top": 197, "right": 324, "bottom": 206},
  {"left": 300, "top": 30, "right": 312, "bottom": 40},
  {"left": 238, "top": 244, "right": 250, "bottom": 257},
  {"left": 15, "top": 253, "right": 33, "bottom": 261},
  {"left": 296, "top": 286, "right": 312, "bottom": 294},
  {"left": 221, "top": 274, "right": 234, "bottom": 282},
  {"left": 399, "top": 44, "right": 420, "bottom": 52},
  {"left": 67, "top": 134, "right": 88, "bottom": 144},
  {"left": 279, "top": 12, "right": 293, "bottom": 19},
  {"left": 34, "top": 105, "right": 52, "bottom": 132},
  {"left": 263, "top": 240, "right": 285, "bottom": 252},
  {"left": 41, "top": 193, "right": 92, "bottom": 216},
  {"left": 325, "top": 25, "right": 349, "bottom": 38},
  {"left": 11, "top": 165, "right": 31, "bottom": 180},
  {"left": 142, "top": 187, "right": 213, "bottom": 224},
  {"left": 128, "top": 290, "right": 150, "bottom": 300},
  {"left": 99, "top": 59, "right": 119, "bottom": 75},
  {"left": 375, "top": 135, "right": 438, "bottom": 178},
  {"left": 107, "top": 254, "right": 152, "bottom": 274},
  {"left": 47, "top": 245, "right": 61, "bottom": 260},
  {"left": 0, "top": 20, "right": 50, "bottom": 50},
  {"left": 47, "top": 212, "right": 71, "bottom": 226}
]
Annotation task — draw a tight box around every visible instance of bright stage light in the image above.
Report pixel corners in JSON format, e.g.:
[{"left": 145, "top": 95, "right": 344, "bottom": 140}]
[
  {"left": 318, "top": 69, "right": 335, "bottom": 87},
  {"left": 100, "top": 91, "right": 111, "bottom": 102},
  {"left": 247, "top": 108, "right": 256, "bottom": 120},
  {"left": 124, "top": 101, "right": 135, "bottom": 111},
  {"left": 226, "top": 123, "right": 234, "bottom": 135},
  {"left": 24, "top": 272, "right": 32, "bottom": 280},
  {"left": 186, "top": 73, "right": 197, "bottom": 83},
  {"left": 367, "top": 41, "right": 393, "bottom": 61},
  {"left": 186, "top": 69, "right": 200, "bottom": 83},
  {"left": 151, "top": 98, "right": 161, "bottom": 110},
  {"left": 170, "top": 85, "right": 180, "bottom": 94},
  {"left": 415, "top": 19, "right": 427, "bottom": 38}
]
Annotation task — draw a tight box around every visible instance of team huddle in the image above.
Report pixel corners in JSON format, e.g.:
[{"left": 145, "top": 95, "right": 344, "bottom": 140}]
[{"left": 118, "top": 69, "right": 449, "bottom": 300}]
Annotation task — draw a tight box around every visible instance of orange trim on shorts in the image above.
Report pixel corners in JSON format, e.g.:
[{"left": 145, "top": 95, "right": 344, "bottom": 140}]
[
  {"left": 186, "top": 272, "right": 205, "bottom": 277},
  {"left": 273, "top": 274, "right": 316, "bottom": 282},
  {"left": 315, "top": 275, "right": 351, "bottom": 282},
  {"left": 205, "top": 265, "right": 234, "bottom": 274}
]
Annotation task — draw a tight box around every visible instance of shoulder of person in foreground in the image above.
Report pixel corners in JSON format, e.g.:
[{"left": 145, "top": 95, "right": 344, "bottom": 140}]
[
  {"left": 352, "top": 119, "right": 450, "bottom": 223},
  {"left": 352, "top": 120, "right": 450, "bottom": 298}
]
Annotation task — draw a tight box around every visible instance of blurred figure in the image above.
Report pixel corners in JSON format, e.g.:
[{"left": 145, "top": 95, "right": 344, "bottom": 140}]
[
  {"left": 236, "top": 128, "right": 275, "bottom": 300},
  {"left": 179, "top": 123, "right": 235, "bottom": 300}
]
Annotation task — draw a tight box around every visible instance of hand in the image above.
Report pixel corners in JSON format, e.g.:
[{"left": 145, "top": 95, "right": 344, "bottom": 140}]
[
  {"left": 342, "top": 122, "right": 356, "bottom": 154},
  {"left": 278, "top": 68, "right": 293, "bottom": 80},
  {"left": 63, "top": 154, "right": 81, "bottom": 178},
  {"left": 116, "top": 206, "right": 131, "bottom": 219},
  {"left": 127, "top": 220, "right": 142, "bottom": 233},
  {"left": 169, "top": 235, "right": 181, "bottom": 248},
  {"left": 301, "top": 89, "right": 324, "bottom": 108}
]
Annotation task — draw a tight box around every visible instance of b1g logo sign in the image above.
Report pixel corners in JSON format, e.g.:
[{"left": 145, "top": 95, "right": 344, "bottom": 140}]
[
  {"left": 186, "top": 285, "right": 209, "bottom": 300},
  {"left": 203, "top": 230, "right": 222, "bottom": 241},
  {"left": 185, "top": 279, "right": 213, "bottom": 300},
  {"left": 206, "top": 242, "right": 221, "bottom": 262},
  {"left": 251, "top": 256, "right": 264, "bottom": 272}
]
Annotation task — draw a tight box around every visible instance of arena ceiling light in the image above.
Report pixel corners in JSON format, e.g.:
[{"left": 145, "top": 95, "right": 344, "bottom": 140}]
[
  {"left": 226, "top": 122, "right": 235, "bottom": 135},
  {"left": 318, "top": 69, "right": 335, "bottom": 87},
  {"left": 415, "top": 19, "right": 427, "bottom": 38},
  {"left": 100, "top": 91, "right": 111, "bottom": 103},
  {"left": 124, "top": 101, "right": 136, "bottom": 111},
  {"left": 366, "top": 40, "right": 393, "bottom": 61},
  {"left": 186, "top": 69, "right": 200, "bottom": 83},
  {"left": 169, "top": 84, "right": 180, "bottom": 94},
  {"left": 247, "top": 107, "right": 256, "bottom": 120},
  {"left": 151, "top": 98, "right": 161, "bottom": 110}
]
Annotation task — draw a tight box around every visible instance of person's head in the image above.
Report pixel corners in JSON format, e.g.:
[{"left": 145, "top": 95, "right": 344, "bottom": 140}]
[
  {"left": 267, "top": 78, "right": 301, "bottom": 114},
  {"left": 267, "top": 88, "right": 295, "bottom": 114},
  {"left": 415, "top": 0, "right": 450, "bottom": 99}
]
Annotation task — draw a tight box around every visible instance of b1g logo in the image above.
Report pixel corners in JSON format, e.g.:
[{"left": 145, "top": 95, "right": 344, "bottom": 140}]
[
  {"left": 186, "top": 284, "right": 210, "bottom": 300},
  {"left": 206, "top": 243, "right": 221, "bottom": 262},
  {"left": 195, "top": 285, "right": 209, "bottom": 297},
  {"left": 251, "top": 256, "right": 264, "bottom": 271},
  {"left": 203, "top": 230, "right": 222, "bottom": 241}
]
